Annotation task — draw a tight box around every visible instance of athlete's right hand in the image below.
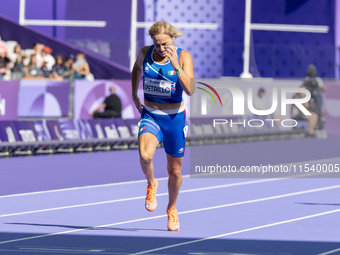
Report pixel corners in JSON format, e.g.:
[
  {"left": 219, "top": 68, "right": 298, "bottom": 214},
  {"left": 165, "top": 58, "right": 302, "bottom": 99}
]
[{"left": 132, "top": 96, "right": 144, "bottom": 114}]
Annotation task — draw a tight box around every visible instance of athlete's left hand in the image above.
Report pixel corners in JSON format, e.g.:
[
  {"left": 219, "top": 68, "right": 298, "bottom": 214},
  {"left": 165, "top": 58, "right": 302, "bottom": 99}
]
[{"left": 165, "top": 44, "right": 180, "bottom": 69}]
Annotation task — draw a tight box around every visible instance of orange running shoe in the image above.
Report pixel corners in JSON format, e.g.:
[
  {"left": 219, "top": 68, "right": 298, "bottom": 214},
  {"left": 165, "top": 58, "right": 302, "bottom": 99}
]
[
  {"left": 167, "top": 208, "right": 180, "bottom": 231},
  {"left": 145, "top": 179, "right": 158, "bottom": 212}
]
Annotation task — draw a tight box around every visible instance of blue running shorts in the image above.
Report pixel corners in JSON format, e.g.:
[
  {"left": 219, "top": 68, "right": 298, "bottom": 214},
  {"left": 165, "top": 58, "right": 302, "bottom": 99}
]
[{"left": 138, "top": 106, "right": 188, "bottom": 158}]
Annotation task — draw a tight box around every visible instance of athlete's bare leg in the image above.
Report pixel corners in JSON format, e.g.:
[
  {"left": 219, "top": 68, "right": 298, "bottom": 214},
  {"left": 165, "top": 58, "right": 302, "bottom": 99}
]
[
  {"left": 138, "top": 133, "right": 159, "bottom": 186},
  {"left": 166, "top": 154, "right": 183, "bottom": 209}
]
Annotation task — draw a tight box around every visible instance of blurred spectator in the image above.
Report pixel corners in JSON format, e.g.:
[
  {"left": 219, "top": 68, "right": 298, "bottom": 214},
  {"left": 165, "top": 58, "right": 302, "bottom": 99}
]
[
  {"left": 11, "top": 54, "right": 26, "bottom": 80},
  {"left": 303, "top": 64, "right": 324, "bottom": 111},
  {"left": 8, "top": 44, "right": 23, "bottom": 69},
  {"left": 41, "top": 46, "right": 55, "bottom": 70},
  {"left": 0, "top": 40, "right": 97, "bottom": 82},
  {"left": 92, "top": 86, "right": 122, "bottom": 118},
  {"left": 31, "top": 43, "right": 44, "bottom": 68},
  {"left": 63, "top": 54, "right": 74, "bottom": 80},
  {"left": 0, "top": 43, "right": 10, "bottom": 80},
  {"left": 291, "top": 85, "right": 319, "bottom": 136},
  {"left": 253, "top": 88, "right": 267, "bottom": 110},
  {"left": 73, "top": 53, "right": 92, "bottom": 80},
  {"left": 40, "top": 61, "right": 50, "bottom": 78},
  {"left": 24, "top": 54, "right": 42, "bottom": 79},
  {"left": 50, "top": 54, "right": 66, "bottom": 81}
]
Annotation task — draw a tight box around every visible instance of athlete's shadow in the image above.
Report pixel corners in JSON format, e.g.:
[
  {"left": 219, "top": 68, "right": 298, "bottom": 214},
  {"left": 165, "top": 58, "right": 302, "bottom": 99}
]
[
  {"left": 6, "top": 222, "right": 168, "bottom": 232},
  {"left": 295, "top": 202, "right": 340, "bottom": 206}
]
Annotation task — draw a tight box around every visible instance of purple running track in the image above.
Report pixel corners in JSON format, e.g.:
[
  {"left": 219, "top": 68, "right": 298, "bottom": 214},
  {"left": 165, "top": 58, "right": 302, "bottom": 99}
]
[
  {"left": 1, "top": 172, "right": 340, "bottom": 254},
  {"left": 1, "top": 136, "right": 339, "bottom": 196},
  {"left": 0, "top": 137, "right": 339, "bottom": 254}
]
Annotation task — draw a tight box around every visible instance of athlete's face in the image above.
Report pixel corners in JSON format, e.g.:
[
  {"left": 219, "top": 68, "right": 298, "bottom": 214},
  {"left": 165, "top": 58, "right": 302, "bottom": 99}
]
[{"left": 152, "top": 34, "right": 174, "bottom": 57}]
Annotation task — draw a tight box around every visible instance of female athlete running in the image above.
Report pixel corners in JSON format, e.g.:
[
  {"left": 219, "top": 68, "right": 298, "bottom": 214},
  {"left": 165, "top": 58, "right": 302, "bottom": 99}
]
[{"left": 131, "top": 21, "right": 195, "bottom": 231}]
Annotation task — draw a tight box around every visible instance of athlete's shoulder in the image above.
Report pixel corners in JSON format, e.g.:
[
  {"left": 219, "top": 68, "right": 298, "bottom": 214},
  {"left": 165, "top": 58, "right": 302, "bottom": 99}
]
[
  {"left": 178, "top": 49, "right": 193, "bottom": 63},
  {"left": 139, "top": 46, "right": 151, "bottom": 58},
  {"left": 141, "top": 46, "right": 151, "bottom": 54},
  {"left": 135, "top": 46, "right": 152, "bottom": 67},
  {"left": 178, "top": 48, "right": 190, "bottom": 56},
  {"left": 141, "top": 46, "right": 155, "bottom": 61}
]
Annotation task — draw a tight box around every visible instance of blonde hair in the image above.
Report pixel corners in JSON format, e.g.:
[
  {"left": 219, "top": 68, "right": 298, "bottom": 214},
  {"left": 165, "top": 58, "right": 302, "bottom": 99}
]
[{"left": 148, "top": 21, "right": 183, "bottom": 38}]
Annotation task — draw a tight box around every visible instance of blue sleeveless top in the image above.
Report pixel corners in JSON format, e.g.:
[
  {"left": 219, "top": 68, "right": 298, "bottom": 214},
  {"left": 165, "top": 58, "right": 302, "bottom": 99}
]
[{"left": 143, "top": 45, "right": 183, "bottom": 104}]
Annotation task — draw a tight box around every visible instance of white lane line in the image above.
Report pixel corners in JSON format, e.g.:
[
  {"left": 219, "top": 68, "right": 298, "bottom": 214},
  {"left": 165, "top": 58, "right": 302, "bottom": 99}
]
[
  {"left": 0, "top": 166, "right": 335, "bottom": 218},
  {"left": 0, "top": 176, "right": 175, "bottom": 199},
  {"left": 2, "top": 156, "right": 339, "bottom": 199},
  {"left": 177, "top": 184, "right": 340, "bottom": 216},
  {"left": 0, "top": 214, "right": 166, "bottom": 245},
  {"left": 133, "top": 208, "right": 340, "bottom": 255},
  {"left": 0, "top": 196, "right": 145, "bottom": 218},
  {"left": 1, "top": 184, "right": 339, "bottom": 245},
  {"left": 0, "top": 178, "right": 280, "bottom": 218},
  {"left": 318, "top": 248, "right": 340, "bottom": 255}
]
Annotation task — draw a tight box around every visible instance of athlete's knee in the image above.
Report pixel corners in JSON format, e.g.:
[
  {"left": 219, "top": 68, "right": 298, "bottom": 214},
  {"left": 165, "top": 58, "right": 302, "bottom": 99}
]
[
  {"left": 167, "top": 166, "right": 182, "bottom": 179},
  {"left": 140, "top": 151, "right": 153, "bottom": 165}
]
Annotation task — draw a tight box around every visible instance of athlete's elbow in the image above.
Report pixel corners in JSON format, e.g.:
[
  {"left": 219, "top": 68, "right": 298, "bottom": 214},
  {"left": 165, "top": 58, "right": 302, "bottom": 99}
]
[
  {"left": 187, "top": 82, "right": 195, "bottom": 96},
  {"left": 186, "top": 88, "right": 195, "bottom": 96}
]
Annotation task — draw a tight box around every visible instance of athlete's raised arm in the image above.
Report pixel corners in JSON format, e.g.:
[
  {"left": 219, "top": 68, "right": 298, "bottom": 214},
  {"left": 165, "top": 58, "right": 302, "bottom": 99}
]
[{"left": 164, "top": 46, "right": 195, "bottom": 96}]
